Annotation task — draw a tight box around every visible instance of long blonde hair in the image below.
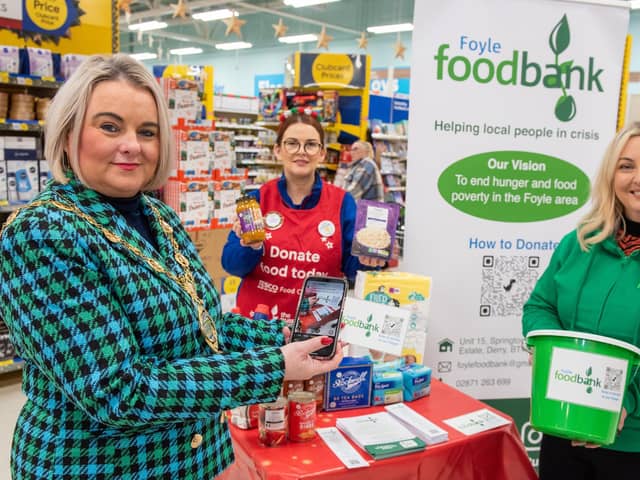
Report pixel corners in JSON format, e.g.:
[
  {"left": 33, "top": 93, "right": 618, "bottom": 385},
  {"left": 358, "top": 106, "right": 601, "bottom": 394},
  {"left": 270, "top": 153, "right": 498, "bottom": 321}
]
[{"left": 577, "top": 122, "right": 640, "bottom": 250}]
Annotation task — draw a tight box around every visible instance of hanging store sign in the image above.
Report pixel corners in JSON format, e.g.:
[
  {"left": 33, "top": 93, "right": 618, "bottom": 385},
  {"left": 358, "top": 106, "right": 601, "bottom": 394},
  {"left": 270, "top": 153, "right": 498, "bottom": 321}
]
[{"left": 296, "top": 52, "right": 367, "bottom": 88}]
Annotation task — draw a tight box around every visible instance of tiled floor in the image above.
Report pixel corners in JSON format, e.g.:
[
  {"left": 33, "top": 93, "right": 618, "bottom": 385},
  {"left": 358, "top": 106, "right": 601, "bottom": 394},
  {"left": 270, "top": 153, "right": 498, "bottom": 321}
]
[{"left": 0, "top": 371, "right": 26, "bottom": 479}]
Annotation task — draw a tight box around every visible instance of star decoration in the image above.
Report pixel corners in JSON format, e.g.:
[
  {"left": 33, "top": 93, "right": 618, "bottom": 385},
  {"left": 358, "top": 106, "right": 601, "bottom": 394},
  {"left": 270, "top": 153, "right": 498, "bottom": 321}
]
[
  {"left": 265, "top": 232, "right": 272, "bottom": 240},
  {"left": 171, "top": 0, "right": 188, "bottom": 18},
  {"left": 272, "top": 18, "right": 288, "bottom": 38},
  {"left": 326, "top": 241, "right": 334, "bottom": 249},
  {"left": 119, "top": 0, "right": 133, "bottom": 15},
  {"left": 316, "top": 25, "right": 333, "bottom": 50},
  {"left": 394, "top": 36, "right": 406, "bottom": 60},
  {"left": 357, "top": 32, "right": 368, "bottom": 49},
  {"left": 224, "top": 14, "right": 246, "bottom": 38},
  {"left": 119, "top": 0, "right": 133, "bottom": 22}
]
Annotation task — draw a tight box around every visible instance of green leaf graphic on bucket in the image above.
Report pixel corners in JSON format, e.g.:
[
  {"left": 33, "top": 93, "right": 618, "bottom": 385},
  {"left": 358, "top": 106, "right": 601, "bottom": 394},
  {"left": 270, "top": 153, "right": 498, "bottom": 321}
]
[{"left": 526, "top": 330, "right": 640, "bottom": 445}]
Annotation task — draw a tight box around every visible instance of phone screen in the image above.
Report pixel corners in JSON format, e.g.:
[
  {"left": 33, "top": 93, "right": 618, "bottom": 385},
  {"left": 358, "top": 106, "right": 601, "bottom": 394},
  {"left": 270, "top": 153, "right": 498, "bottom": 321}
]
[{"left": 290, "top": 276, "right": 348, "bottom": 358}]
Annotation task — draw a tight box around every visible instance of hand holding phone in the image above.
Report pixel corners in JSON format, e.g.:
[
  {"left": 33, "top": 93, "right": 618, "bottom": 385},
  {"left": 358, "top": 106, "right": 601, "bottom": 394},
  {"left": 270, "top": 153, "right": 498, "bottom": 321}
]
[
  {"left": 289, "top": 276, "right": 348, "bottom": 359},
  {"left": 280, "top": 336, "right": 344, "bottom": 380}
]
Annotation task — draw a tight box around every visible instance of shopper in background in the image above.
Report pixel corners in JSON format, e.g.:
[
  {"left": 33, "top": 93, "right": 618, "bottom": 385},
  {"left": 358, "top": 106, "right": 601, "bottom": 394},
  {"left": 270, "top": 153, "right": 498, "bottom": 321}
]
[
  {"left": 339, "top": 140, "right": 385, "bottom": 201},
  {"left": 0, "top": 54, "right": 343, "bottom": 480},
  {"left": 522, "top": 122, "right": 640, "bottom": 479},
  {"left": 222, "top": 113, "right": 385, "bottom": 322}
]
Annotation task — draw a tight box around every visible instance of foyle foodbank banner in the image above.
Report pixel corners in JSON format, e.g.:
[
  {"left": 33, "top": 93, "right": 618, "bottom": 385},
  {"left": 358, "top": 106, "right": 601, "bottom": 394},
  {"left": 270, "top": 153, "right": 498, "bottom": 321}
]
[
  {"left": 296, "top": 53, "right": 367, "bottom": 88},
  {"left": 404, "top": 0, "right": 628, "bottom": 466}
]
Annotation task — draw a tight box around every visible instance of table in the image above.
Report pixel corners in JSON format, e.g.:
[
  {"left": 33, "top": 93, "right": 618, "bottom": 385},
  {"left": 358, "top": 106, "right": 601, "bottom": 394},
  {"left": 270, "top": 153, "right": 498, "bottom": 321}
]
[{"left": 218, "top": 379, "right": 537, "bottom": 480}]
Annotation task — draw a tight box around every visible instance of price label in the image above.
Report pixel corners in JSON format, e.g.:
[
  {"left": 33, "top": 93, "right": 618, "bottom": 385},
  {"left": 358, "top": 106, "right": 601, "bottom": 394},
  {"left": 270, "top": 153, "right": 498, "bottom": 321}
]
[{"left": 16, "top": 76, "right": 33, "bottom": 86}]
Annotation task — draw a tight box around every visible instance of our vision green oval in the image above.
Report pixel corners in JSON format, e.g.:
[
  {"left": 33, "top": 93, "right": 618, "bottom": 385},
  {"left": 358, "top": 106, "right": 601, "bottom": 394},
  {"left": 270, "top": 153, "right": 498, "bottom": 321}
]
[{"left": 437, "top": 150, "right": 590, "bottom": 222}]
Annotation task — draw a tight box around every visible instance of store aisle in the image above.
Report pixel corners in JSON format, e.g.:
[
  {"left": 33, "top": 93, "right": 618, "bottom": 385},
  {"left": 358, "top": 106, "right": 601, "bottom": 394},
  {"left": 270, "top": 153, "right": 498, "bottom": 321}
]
[{"left": 0, "top": 371, "right": 25, "bottom": 479}]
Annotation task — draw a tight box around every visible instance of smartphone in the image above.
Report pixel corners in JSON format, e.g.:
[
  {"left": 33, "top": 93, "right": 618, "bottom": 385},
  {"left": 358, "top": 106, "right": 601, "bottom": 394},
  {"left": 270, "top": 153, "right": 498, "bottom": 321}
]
[{"left": 290, "top": 275, "right": 349, "bottom": 359}]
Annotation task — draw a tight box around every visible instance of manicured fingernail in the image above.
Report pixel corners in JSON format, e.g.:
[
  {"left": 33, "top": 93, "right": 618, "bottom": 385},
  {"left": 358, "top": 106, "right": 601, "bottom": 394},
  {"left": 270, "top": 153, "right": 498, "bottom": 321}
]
[{"left": 321, "top": 337, "right": 334, "bottom": 345}]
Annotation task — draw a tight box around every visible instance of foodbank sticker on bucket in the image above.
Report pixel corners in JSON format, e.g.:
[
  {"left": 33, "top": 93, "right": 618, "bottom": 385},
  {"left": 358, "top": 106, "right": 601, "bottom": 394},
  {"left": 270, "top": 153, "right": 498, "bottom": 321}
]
[{"left": 546, "top": 347, "right": 628, "bottom": 412}]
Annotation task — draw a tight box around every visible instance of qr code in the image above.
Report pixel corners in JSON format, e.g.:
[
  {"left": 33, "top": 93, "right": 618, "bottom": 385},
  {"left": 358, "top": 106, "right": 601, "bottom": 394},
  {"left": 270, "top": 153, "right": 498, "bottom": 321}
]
[
  {"left": 604, "top": 367, "right": 624, "bottom": 392},
  {"left": 381, "top": 314, "right": 404, "bottom": 337},
  {"left": 480, "top": 256, "right": 539, "bottom": 317}
]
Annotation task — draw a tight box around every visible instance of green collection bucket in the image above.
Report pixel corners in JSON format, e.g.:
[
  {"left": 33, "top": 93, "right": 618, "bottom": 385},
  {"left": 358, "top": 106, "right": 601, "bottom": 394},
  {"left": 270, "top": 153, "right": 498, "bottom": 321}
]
[{"left": 526, "top": 329, "right": 640, "bottom": 445}]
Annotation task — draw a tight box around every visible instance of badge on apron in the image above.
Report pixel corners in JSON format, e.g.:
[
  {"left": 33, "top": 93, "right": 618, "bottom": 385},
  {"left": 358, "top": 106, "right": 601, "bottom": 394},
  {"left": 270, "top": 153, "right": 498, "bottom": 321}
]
[
  {"left": 318, "top": 220, "right": 336, "bottom": 237},
  {"left": 265, "top": 211, "right": 284, "bottom": 230}
]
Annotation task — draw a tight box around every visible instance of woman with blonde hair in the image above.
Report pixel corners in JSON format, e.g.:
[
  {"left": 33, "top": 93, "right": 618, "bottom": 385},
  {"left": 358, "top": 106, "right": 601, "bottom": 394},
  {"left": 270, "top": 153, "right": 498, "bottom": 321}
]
[
  {"left": 0, "top": 54, "right": 344, "bottom": 480},
  {"left": 522, "top": 122, "right": 640, "bottom": 479}
]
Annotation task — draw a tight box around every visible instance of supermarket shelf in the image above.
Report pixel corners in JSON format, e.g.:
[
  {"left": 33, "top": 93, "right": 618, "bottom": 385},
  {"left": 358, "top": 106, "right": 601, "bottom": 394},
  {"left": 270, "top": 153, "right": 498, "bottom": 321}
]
[
  {"left": 235, "top": 135, "right": 259, "bottom": 141},
  {"left": 0, "top": 119, "right": 43, "bottom": 132},
  {"left": 0, "top": 72, "right": 62, "bottom": 89},
  {"left": 237, "top": 160, "right": 281, "bottom": 167},
  {"left": 216, "top": 122, "right": 266, "bottom": 131},
  {"left": 0, "top": 358, "right": 23, "bottom": 375},
  {"left": 317, "top": 163, "right": 338, "bottom": 171},
  {"left": 372, "top": 133, "right": 408, "bottom": 141},
  {"left": 235, "top": 147, "right": 265, "bottom": 153}
]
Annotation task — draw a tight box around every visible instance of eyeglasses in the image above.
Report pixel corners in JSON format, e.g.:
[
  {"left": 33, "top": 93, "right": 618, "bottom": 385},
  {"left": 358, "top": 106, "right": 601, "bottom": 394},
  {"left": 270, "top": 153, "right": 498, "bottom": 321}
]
[{"left": 282, "top": 139, "right": 323, "bottom": 155}]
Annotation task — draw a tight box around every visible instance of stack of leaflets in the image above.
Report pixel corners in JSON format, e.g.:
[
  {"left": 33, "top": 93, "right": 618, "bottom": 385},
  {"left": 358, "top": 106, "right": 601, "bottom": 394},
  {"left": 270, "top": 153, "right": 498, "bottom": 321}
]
[
  {"left": 385, "top": 403, "right": 449, "bottom": 445},
  {"left": 336, "top": 411, "right": 426, "bottom": 460}
]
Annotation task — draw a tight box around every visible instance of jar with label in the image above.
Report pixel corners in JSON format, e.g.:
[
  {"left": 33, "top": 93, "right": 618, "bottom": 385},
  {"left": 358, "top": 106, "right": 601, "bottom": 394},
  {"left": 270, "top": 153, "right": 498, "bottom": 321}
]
[
  {"left": 258, "top": 397, "right": 287, "bottom": 447},
  {"left": 287, "top": 391, "right": 317, "bottom": 442},
  {"left": 236, "top": 195, "right": 266, "bottom": 243}
]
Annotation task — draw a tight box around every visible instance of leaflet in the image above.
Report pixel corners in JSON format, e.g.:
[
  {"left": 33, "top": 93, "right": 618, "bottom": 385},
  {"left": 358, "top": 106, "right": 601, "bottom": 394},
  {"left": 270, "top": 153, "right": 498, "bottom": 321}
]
[{"left": 442, "top": 408, "right": 511, "bottom": 436}]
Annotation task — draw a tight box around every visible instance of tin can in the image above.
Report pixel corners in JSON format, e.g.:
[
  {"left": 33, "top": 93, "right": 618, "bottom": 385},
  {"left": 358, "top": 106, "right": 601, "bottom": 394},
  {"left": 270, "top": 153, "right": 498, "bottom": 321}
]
[
  {"left": 258, "top": 398, "right": 287, "bottom": 447},
  {"left": 288, "top": 391, "right": 317, "bottom": 442}
]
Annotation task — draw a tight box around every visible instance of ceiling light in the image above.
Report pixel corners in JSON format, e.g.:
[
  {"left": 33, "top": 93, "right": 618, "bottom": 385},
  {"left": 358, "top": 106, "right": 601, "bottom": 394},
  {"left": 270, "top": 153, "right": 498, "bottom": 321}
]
[
  {"left": 630, "top": 0, "right": 640, "bottom": 9},
  {"left": 278, "top": 34, "right": 318, "bottom": 44},
  {"left": 129, "top": 21, "right": 168, "bottom": 32},
  {"left": 129, "top": 52, "right": 158, "bottom": 61},
  {"left": 215, "top": 41, "right": 253, "bottom": 50},
  {"left": 169, "top": 47, "right": 203, "bottom": 55},
  {"left": 283, "top": 0, "right": 340, "bottom": 7},
  {"left": 367, "top": 23, "right": 414, "bottom": 34},
  {"left": 192, "top": 9, "right": 237, "bottom": 21}
]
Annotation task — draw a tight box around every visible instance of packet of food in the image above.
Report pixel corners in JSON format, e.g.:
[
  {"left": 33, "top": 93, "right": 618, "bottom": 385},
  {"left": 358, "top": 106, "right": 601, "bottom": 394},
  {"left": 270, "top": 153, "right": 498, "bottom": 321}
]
[{"left": 351, "top": 200, "right": 399, "bottom": 260}]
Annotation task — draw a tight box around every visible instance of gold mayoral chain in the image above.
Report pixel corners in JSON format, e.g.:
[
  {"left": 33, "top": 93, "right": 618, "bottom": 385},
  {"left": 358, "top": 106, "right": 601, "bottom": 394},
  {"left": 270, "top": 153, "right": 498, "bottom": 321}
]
[{"left": 2, "top": 198, "right": 220, "bottom": 352}]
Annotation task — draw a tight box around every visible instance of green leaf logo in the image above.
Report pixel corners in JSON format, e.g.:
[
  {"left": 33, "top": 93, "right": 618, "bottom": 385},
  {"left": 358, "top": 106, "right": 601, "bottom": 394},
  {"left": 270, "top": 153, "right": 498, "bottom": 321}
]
[
  {"left": 549, "top": 14, "right": 570, "bottom": 55},
  {"left": 555, "top": 94, "right": 576, "bottom": 122},
  {"left": 586, "top": 366, "right": 592, "bottom": 377},
  {"left": 548, "top": 14, "right": 577, "bottom": 122}
]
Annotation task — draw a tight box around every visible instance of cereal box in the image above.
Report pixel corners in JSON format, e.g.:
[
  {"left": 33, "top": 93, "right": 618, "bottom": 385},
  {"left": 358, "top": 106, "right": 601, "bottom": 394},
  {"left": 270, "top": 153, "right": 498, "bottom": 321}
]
[
  {"left": 351, "top": 200, "right": 399, "bottom": 260},
  {"left": 353, "top": 271, "right": 432, "bottom": 364}
]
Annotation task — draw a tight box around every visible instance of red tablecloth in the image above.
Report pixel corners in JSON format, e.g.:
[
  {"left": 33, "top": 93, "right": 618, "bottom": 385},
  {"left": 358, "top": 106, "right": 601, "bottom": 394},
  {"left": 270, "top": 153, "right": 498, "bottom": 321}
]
[{"left": 218, "top": 379, "right": 537, "bottom": 480}]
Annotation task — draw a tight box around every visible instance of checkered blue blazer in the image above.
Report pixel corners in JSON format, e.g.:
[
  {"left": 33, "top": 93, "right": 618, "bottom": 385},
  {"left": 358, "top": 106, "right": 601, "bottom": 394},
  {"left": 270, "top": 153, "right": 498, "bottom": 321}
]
[{"left": 0, "top": 179, "right": 285, "bottom": 479}]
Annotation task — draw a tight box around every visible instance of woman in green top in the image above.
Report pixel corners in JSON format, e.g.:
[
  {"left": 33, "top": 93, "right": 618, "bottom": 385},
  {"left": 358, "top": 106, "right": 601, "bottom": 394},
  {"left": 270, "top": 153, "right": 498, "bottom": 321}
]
[{"left": 522, "top": 122, "right": 640, "bottom": 479}]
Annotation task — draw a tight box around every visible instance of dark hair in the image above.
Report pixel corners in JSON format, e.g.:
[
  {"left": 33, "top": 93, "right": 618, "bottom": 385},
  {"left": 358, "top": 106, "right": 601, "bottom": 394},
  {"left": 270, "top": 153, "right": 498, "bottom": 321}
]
[{"left": 276, "top": 113, "right": 324, "bottom": 145}]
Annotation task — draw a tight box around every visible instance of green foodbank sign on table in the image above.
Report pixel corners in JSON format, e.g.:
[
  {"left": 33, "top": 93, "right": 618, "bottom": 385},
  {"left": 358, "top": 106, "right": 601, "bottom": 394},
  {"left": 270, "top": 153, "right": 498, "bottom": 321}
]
[{"left": 438, "top": 150, "right": 590, "bottom": 222}]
